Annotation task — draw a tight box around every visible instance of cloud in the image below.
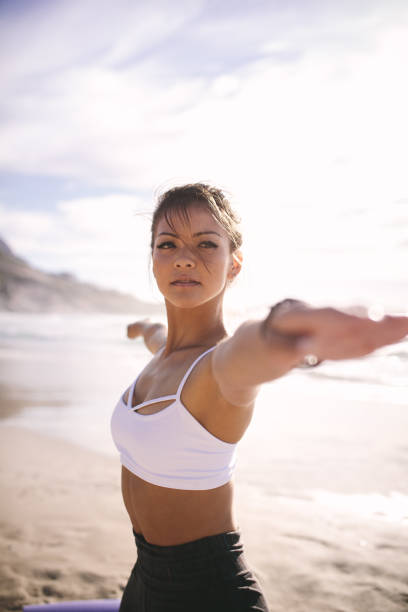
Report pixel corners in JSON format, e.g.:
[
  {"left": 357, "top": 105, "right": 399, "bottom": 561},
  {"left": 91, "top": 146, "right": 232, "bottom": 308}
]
[
  {"left": 0, "top": 1, "right": 205, "bottom": 82},
  {"left": 0, "top": 1, "right": 407, "bottom": 202},
  {"left": 1, "top": 1, "right": 407, "bottom": 307}
]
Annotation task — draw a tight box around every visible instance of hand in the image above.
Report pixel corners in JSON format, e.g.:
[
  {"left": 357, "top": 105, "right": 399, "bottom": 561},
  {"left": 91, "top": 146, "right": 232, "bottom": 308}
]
[
  {"left": 266, "top": 300, "right": 408, "bottom": 362},
  {"left": 126, "top": 319, "right": 148, "bottom": 339}
]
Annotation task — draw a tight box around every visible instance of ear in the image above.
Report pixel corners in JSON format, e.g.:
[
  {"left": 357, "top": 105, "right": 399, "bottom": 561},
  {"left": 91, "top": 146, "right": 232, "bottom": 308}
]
[{"left": 229, "top": 249, "right": 243, "bottom": 280}]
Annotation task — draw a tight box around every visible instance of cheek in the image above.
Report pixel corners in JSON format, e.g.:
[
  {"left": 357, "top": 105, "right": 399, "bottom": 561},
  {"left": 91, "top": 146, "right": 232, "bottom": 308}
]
[
  {"left": 211, "top": 252, "right": 231, "bottom": 281},
  {"left": 152, "top": 257, "right": 164, "bottom": 281},
  {"left": 152, "top": 251, "right": 167, "bottom": 274}
]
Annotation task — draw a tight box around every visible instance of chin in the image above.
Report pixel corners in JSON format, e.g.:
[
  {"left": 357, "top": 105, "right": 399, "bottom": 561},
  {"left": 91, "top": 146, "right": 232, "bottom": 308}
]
[
  {"left": 165, "top": 292, "right": 226, "bottom": 310},
  {"left": 166, "top": 297, "right": 207, "bottom": 309}
]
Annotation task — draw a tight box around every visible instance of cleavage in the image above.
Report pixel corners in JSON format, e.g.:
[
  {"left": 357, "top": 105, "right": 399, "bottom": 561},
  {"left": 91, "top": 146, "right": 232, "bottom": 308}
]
[{"left": 134, "top": 399, "right": 176, "bottom": 416}]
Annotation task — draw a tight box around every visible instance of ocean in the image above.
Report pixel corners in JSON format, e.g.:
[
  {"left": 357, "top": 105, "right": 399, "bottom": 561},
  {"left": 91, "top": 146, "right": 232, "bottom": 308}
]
[{"left": 0, "top": 310, "right": 407, "bottom": 527}]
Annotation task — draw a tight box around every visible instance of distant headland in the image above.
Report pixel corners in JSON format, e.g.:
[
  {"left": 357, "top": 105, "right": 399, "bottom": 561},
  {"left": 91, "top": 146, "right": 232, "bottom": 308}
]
[{"left": 0, "top": 236, "right": 163, "bottom": 314}]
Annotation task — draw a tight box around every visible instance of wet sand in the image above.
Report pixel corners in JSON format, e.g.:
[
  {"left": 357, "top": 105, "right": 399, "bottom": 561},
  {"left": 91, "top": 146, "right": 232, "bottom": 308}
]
[{"left": 1, "top": 423, "right": 408, "bottom": 612}]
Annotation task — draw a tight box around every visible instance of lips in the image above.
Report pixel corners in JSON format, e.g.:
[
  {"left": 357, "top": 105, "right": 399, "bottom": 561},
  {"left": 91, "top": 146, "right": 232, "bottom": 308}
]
[{"left": 171, "top": 278, "right": 200, "bottom": 286}]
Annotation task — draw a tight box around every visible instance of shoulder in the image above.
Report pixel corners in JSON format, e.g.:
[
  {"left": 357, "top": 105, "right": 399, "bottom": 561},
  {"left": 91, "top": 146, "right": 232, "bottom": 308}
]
[
  {"left": 182, "top": 345, "right": 256, "bottom": 412},
  {"left": 180, "top": 347, "right": 256, "bottom": 444}
]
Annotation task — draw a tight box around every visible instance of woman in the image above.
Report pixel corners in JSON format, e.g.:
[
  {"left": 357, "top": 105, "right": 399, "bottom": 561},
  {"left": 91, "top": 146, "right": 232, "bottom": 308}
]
[{"left": 111, "top": 183, "right": 408, "bottom": 611}]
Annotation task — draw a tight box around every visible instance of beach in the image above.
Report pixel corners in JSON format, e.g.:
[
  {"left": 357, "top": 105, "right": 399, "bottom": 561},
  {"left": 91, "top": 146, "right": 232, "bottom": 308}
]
[
  {"left": 1, "top": 312, "right": 408, "bottom": 611},
  {"left": 2, "top": 419, "right": 408, "bottom": 612}
]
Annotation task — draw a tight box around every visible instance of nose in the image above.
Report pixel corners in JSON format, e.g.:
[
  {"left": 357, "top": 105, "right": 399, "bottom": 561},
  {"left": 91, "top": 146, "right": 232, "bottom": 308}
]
[{"left": 174, "top": 246, "right": 196, "bottom": 269}]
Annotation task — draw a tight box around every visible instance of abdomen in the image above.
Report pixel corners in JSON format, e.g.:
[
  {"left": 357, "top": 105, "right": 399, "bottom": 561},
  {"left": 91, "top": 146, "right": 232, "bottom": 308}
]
[{"left": 121, "top": 465, "right": 237, "bottom": 546}]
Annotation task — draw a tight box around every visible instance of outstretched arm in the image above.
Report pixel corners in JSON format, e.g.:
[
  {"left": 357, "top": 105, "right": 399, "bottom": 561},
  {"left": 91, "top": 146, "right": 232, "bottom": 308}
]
[
  {"left": 126, "top": 319, "right": 167, "bottom": 354},
  {"left": 212, "top": 300, "right": 408, "bottom": 407}
]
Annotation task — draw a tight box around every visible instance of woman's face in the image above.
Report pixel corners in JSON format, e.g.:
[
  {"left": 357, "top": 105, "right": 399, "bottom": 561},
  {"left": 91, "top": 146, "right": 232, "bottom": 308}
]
[{"left": 152, "top": 205, "right": 241, "bottom": 309}]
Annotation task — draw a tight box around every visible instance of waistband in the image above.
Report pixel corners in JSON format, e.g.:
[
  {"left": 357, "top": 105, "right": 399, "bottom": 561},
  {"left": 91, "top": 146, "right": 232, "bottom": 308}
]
[
  {"left": 132, "top": 528, "right": 247, "bottom": 587},
  {"left": 133, "top": 528, "right": 243, "bottom": 558}
]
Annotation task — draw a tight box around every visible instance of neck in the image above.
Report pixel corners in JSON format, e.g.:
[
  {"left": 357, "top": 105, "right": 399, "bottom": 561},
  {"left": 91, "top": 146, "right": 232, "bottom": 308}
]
[{"left": 162, "top": 297, "right": 228, "bottom": 356}]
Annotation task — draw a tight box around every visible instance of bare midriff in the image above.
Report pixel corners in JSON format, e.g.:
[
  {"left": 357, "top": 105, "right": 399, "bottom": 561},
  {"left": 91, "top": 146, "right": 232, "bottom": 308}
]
[{"left": 121, "top": 465, "right": 238, "bottom": 546}]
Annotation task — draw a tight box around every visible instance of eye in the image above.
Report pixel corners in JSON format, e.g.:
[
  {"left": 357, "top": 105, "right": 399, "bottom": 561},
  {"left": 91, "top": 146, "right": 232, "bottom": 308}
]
[
  {"left": 157, "top": 241, "right": 175, "bottom": 249},
  {"left": 199, "top": 241, "right": 218, "bottom": 248}
]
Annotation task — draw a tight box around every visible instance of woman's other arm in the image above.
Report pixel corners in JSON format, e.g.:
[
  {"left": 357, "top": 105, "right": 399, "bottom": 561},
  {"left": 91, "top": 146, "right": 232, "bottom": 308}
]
[
  {"left": 212, "top": 300, "right": 408, "bottom": 407},
  {"left": 127, "top": 320, "right": 167, "bottom": 354}
]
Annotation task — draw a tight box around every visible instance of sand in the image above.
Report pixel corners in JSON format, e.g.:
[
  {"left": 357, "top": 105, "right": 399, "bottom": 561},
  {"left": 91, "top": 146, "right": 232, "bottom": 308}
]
[
  {"left": 1, "top": 425, "right": 408, "bottom": 612},
  {"left": 0, "top": 426, "right": 132, "bottom": 610}
]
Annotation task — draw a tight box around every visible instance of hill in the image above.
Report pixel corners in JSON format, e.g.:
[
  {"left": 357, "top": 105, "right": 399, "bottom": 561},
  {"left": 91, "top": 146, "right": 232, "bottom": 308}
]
[{"left": 0, "top": 237, "right": 162, "bottom": 314}]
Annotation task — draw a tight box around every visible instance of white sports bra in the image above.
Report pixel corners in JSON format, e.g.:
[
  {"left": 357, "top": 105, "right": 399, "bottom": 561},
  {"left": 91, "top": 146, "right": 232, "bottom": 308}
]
[{"left": 110, "top": 346, "right": 238, "bottom": 490}]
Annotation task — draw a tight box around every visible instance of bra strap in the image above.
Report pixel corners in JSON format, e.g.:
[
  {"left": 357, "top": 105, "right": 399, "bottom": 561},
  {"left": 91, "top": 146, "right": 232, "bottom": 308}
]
[
  {"left": 127, "top": 374, "right": 140, "bottom": 409},
  {"left": 176, "top": 345, "right": 217, "bottom": 399}
]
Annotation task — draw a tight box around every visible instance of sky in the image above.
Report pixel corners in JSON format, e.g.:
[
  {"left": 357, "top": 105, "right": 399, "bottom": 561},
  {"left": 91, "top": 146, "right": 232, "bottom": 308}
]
[{"left": 0, "top": 0, "right": 407, "bottom": 312}]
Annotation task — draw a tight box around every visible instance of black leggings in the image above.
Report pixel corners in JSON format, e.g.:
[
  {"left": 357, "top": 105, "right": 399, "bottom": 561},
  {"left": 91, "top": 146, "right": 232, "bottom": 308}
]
[{"left": 119, "top": 528, "right": 270, "bottom": 611}]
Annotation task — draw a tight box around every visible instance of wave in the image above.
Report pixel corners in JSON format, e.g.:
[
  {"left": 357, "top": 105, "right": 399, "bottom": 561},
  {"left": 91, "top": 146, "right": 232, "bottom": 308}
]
[{"left": 1, "top": 312, "right": 407, "bottom": 389}]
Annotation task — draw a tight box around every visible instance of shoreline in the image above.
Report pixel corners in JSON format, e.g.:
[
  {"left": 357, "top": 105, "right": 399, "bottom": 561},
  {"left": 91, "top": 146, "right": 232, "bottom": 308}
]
[{"left": 2, "top": 425, "right": 408, "bottom": 612}]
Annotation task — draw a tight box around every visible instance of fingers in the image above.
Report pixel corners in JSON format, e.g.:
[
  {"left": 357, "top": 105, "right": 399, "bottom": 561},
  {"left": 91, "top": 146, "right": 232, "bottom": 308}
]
[
  {"left": 294, "top": 314, "right": 408, "bottom": 362},
  {"left": 126, "top": 318, "right": 151, "bottom": 339},
  {"left": 268, "top": 299, "right": 310, "bottom": 318},
  {"left": 265, "top": 300, "right": 407, "bottom": 363},
  {"left": 268, "top": 306, "right": 339, "bottom": 335},
  {"left": 127, "top": 321, "right": 142, "bottom": 339},
  {"left": 264, "top": 299, "right": 313, "bottom": 335},
  {"left": 372, "top": 315, "right": 408, "bottom": 348},
  {"left": 126, "top": 324, "right": 136, "bottom": 339}
]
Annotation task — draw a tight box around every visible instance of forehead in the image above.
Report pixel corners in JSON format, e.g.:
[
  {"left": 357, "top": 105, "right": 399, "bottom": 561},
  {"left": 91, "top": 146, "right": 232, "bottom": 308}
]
[{"left": 155, "top": 205, "right": 227, "bottom": 238}]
